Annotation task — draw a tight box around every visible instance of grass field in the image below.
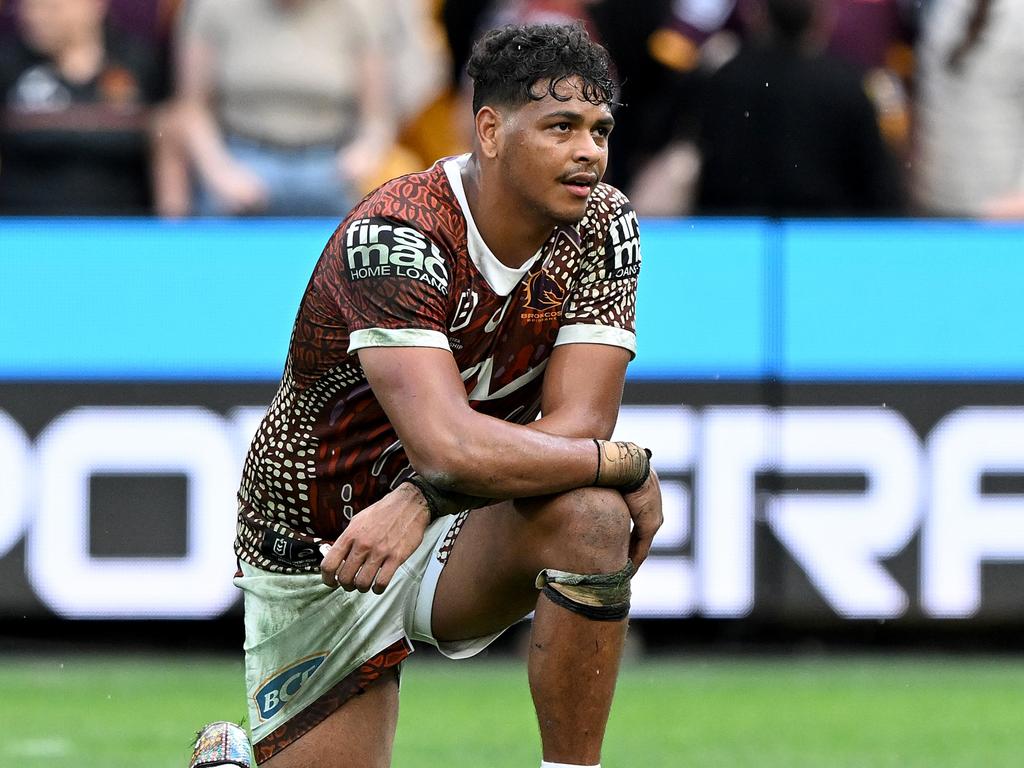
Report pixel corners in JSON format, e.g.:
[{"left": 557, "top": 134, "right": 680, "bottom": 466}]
[{"left": 0, "top": 652, "right": 1021, "bottom": 767}]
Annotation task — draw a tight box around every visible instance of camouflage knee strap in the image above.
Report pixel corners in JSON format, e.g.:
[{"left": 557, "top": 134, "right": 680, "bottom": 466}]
[{"left": 535, "top": 560, "right": 635, "bottom": 621}]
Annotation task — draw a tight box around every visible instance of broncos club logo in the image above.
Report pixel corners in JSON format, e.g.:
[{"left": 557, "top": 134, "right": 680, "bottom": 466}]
[{"left": 520, "top": 270, "right": 566, "bottom": 321}]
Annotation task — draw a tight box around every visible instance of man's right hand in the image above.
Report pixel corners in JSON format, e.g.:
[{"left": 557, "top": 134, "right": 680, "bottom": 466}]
[
  {"left": 622, "top": 467, "right": 663, "bottom": 571},
  {"left": 320, "top": 482, "right": 431, "bottom": 594}
]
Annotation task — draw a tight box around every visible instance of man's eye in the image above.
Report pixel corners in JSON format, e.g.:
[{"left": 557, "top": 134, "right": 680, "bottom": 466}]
[{"left": 553, "top": 122, "right": 571, "bottom": 132}]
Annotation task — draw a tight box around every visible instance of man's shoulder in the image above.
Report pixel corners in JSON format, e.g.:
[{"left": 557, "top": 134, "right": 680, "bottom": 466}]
[
  {"left": 320, "top": 159, "right": 466, "bottom": 297},
  {"left": 348, "top": 158, "right": 464, "bottom": 241},
  {"left": 578, "top": 183, "right": 637, "bottom": 242},
  {"left": 588, "top": 182, "right": 632, "bottom": 214}
]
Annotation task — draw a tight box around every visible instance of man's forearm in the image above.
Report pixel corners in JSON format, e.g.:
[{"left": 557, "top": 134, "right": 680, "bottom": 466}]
[
  {"left": 526, "top": 409, "right": 616, "bottom": 441},
  {"left": 407, "top": 434, "right": 650, "bottom": 521},
  {"left": 361, "top": 346, "right": 641, "bottom": 501}
]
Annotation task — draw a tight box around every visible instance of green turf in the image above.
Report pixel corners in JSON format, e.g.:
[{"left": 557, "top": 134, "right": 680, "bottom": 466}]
[{"left": 0, "top": 653, "right": 1021, "bottom": 767}]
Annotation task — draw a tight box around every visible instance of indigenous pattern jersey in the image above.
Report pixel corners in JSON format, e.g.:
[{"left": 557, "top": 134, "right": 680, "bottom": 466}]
[{"left": 236, "top": 154, "right": 641, "bottom": 572}]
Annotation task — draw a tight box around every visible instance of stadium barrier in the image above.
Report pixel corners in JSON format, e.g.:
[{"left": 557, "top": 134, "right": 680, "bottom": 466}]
[{"left": 1, "top": 218, "right": 1022, "bottom": 625}]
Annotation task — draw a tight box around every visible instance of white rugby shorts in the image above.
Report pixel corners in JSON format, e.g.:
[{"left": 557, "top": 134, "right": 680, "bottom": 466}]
[{"left": 235, "top": 512, "right": 507, "bottom": 763}]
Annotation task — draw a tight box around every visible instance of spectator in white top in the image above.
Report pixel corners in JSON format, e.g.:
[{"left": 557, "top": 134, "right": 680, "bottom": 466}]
[
  {"left": 173, "top": 0, "right": 395, "bottom": 217},
  {"left": 913, "top": 0, "right": 1024, "bottom": 218}
]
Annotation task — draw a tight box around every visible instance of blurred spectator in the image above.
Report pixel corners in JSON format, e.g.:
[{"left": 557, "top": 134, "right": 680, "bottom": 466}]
[
  {"left": 365, "top": 0, "right": 452, "bottom": 187},
  {"left": 625, "top": 0, "right": 921, "bottom": 214},
  {"left": 601, "top": 0, "right": 720, "bottom": 212},
  {"left": 913, "top": 0, "right": 1024, "bottom": 219},
  {"left": 172, "top": 0, "right": 396, "bottom": 217},
  {"left": 0, "top": 0, "right": 165, "bottom": 214},
  {"left": 483, "top": 0, "right": 601, "bottom": 37},
  {"left": 591, "top": 0, "right": 685, "bottom": 192},
  {"left": 381, "top": 0, "right": 449, "bottom": 135},
  {"left": 826, "top": 0, "right": 919, "bottom": 156},
  {"left": 828, "top": 0, "right": 918, "bottom": 72},
  {"left": 441, "top": 0, "right": 492, "bottom": 85},
  {"left": 109, "top": 0, "right": 182, "bottom": 44},
  {"left": 642, "top": 0, "right": 742, "bottom": 74},
  {"left": 648, "top": 0, "right": 920, "bottom": 152},
  {"left": 695, "top": 0, "right": 904, "bottom": 216}
]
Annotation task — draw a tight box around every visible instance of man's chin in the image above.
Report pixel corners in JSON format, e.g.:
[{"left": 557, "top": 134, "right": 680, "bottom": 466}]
[{"left": 548, "top": 202, "right": 590, "bottom": 226}]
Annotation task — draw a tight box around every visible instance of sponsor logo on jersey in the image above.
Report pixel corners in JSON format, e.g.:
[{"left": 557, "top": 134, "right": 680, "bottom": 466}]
[
  {"left": 603, "top": 204, "right": 641, "bottom": 280},
  {"left": 344, "top": 218, "right": 449, "bottom": 293},
  {"left": 253, "top": 654, "right": 327, "bottom": 721},
  {"left": 520, "top": 270, "right": 566, "bottom": 321}
]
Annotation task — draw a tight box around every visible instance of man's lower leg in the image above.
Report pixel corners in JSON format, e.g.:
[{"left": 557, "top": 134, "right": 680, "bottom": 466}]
[{"left": 527, "top": 593, "right": 628, "bottom": 766}]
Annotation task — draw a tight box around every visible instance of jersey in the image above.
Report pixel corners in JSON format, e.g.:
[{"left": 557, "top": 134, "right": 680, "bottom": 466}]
[{"left": 235, "top": 154, "right": 642, "bottom": 573}]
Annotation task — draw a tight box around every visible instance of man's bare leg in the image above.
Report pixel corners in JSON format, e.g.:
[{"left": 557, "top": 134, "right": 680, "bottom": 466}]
[
  {"left": 259, "top": 667, "right": 400, "bottom": 768},
  {"left": 529, "top": 597, "right": 628, "bottom": 764},
  {"left": 431, "top": 487, "right": 631, "bottom": 766}
]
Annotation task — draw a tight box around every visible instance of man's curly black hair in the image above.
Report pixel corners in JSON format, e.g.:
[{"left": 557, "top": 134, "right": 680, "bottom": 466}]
[{"left": 466, "top": 23, "right": 618, "bottom": 115}]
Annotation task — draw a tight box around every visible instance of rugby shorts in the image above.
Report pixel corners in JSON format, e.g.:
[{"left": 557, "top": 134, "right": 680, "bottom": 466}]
[{"left": 235, "top": 511, "right": 508, "bottom": 763}]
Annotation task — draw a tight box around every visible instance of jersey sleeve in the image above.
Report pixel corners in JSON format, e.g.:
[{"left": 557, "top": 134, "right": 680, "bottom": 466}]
[
  {"left": 332, "top": 216, "right": 454, "bottom": 353},
  {"left": 556, "top": 196, "right": 641, "bottom": 357}
]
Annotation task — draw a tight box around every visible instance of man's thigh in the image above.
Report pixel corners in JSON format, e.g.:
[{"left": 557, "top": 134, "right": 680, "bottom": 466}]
[
  {"left": 238, "top": 562, "right": 412, "bottom": 762},
  {"left": 429, "top": 488, "right": 626, "bottom": 643},
  {"left": 261, "top": 666, "right": 400, "bottom": 768},
  {"left": 429, "top": 500, "right": 538, "bottom": 643}
]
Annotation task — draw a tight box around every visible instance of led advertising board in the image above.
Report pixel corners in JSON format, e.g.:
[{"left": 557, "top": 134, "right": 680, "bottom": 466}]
[{"left": 2, "top": 219, "right": 1022, "bottom": 621}]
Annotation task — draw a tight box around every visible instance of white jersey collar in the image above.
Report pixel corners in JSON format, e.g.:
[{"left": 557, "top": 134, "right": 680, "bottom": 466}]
[{"left": 443, "top": 154, "right": 541, "bottom": 297}]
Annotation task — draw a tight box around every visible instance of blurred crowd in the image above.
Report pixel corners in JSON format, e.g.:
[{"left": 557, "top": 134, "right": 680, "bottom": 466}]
[{"left": 0, "top": 0, "right": 1021, "bottom": 219}]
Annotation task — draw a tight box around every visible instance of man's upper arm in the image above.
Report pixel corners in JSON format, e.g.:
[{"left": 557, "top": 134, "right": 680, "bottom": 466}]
[
  {"left": 358, "top": 345, "right": 474, "bottom": 463},
  {"left": 534, "top": 190, "right": 641, "bottom": 440},
  {"left": 532, "top": 342, "right": 630, "bottom": 440}
]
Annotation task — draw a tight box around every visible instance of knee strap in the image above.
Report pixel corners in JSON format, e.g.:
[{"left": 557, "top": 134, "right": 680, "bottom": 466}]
[{"left": 534, "top": 560, "right": 635, "bottom": 621}]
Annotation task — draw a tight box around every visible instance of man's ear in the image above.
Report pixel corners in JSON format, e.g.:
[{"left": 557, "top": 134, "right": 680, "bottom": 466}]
[{"left": 475, "top": 106, "right": 503, "bottom": 159}]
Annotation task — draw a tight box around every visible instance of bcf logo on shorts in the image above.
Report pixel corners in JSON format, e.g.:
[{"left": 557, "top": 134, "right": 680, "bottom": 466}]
[{"left": 254, "top": 654, "right": 327, "bottom": 721}]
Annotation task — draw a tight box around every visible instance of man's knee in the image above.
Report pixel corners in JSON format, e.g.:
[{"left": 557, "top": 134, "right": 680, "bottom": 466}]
[
  {"left": 525, "top": 488, "right": 634, "bottom": 622},
  {"left": 522, "top": 486, "right": 630, "bottom": 568}
]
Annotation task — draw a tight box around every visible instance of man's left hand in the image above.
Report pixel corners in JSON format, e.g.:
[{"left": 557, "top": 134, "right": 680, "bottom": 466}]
[{"left": 622, "top": 467, "right": 663, "bottom": 571}]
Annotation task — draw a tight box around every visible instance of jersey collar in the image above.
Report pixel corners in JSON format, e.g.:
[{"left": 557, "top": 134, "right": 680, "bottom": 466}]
[{"left": 443, "top": 154, "right": 542, "bottom": 297}]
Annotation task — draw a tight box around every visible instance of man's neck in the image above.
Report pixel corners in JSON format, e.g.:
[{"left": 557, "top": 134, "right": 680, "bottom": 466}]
[{"left": 461, "top": 156, "right": 557, "bottom": 269}]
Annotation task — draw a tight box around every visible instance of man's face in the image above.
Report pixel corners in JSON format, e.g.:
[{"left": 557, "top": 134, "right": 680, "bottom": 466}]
[{"left": 493, "top": 76, "right": 614, "bottom": 227}]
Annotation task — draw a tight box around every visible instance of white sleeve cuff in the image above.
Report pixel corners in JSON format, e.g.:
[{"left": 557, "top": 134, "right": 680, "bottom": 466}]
[
  {"left": 348, "top": 328, "right": 451, "bottom": 353},
  {"left": 554, "top": 324, "right": 637, "bottom": 356}
]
